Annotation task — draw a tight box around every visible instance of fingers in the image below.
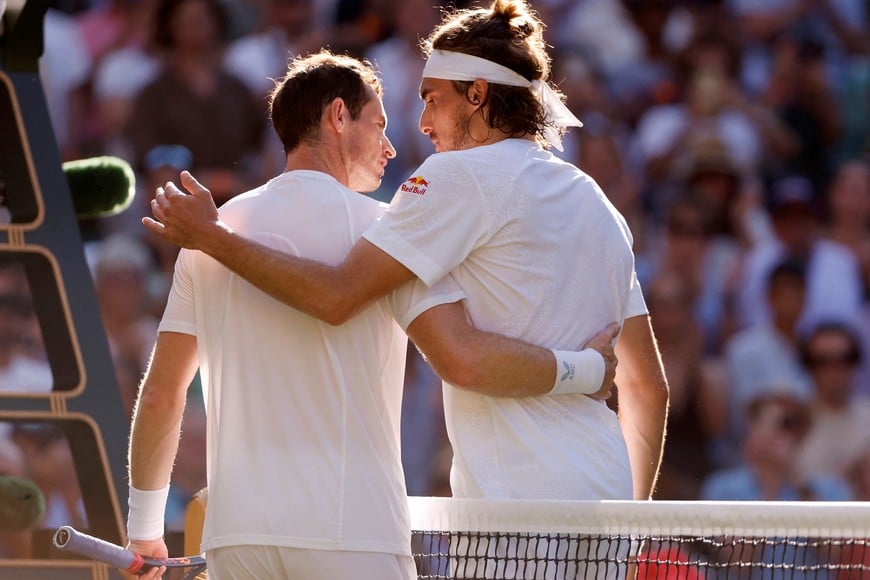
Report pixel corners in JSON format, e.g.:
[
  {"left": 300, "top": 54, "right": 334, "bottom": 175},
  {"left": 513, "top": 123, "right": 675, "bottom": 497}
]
[
  {"left": 150, "top": 197, "right": 168, "bottom": 223},
  {"left": 144, "top": 566, "right": 166, "bottom": 579},
  {"left": 180, "top": 170, "right": 211, "bottom": 199},
  {"left": 142, "top": 216, "right": 165, "bottom": 234}
]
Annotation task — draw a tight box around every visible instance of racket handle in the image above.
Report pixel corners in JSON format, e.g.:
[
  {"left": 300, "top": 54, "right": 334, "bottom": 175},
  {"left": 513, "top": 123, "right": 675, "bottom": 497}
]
[{"left": 53, "top": 526, "right": 146, "bottom": 573}]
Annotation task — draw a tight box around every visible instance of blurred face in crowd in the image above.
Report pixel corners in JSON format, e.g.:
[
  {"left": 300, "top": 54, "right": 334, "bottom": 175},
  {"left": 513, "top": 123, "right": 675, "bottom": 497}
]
[
  {"left": 804, "top": 328, "right": 860, "bottom": 406},
  {"left": 745, "top": 396, "right": 809, "bottom": 469},
  {"left": 767, "top": 273, "right": 805, "bottom": 327},
  {"left": 271, "top": 0, "right": 315, "bottom": 37},
  {"left": 828, "top": 161, "right": 870, "bottom": 222},
  {"left": 170, "top": 0, "right": 221, "bottom": 51}
]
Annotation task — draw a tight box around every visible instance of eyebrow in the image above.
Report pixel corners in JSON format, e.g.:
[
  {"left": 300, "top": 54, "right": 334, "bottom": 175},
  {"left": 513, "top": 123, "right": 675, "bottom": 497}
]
[{"left": 420, "top": 86, "right": 433, "bottom": 100}]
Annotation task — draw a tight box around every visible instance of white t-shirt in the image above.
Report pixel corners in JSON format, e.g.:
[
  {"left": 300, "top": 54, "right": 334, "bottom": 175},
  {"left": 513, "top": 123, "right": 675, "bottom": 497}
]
[
  {"left": 159, "top": 170, "right": 464, "bottom": 556},
  {"left": 364, "top": 139, "right": 648, "bottom": 500}
]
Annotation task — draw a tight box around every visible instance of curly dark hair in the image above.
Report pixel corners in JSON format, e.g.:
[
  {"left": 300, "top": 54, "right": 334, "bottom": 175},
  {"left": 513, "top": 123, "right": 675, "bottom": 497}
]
[
  {"left": 269, "top": 50, "right": 383, "bottom": 153},
  {"left": 421, "top": 0, "right": 566, "bottom": 148}
]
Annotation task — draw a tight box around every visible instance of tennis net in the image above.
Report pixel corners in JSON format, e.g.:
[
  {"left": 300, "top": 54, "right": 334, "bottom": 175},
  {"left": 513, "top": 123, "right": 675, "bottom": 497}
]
[{"left": 408, "top": 496, "right": 870, "bottom": 579}]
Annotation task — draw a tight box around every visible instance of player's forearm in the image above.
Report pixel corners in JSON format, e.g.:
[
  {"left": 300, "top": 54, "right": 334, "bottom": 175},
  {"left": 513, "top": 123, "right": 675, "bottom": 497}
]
[
  {"left": 618, "top": 385, "right": 668, "bottom": 499},
  {"left": 200, "top": 226, "right": 360, "bottom": 324},
  {"left": 128, "top": 332, "right": 199, "bottom": 492},
  {"left": 128, "top": 385, "right": 186, "bottom": 491},
  {"left": 614, "top": 316, "right": 669, "bottom": 499},
  {"left": 446, "top": 331, "right": 557, "bottom": 397},
  {"left": 407, "top": 304, "right": 557, "bottom": 396}
]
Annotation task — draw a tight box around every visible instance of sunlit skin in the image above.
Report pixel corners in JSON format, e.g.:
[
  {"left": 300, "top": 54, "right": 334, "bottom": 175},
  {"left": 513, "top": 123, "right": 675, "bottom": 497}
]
[
  {"left": 344, "top": 92, "right": 396, "bottom": 192},
  {"left": 419, "top": 77, "right": 516, "bottom": 153}
]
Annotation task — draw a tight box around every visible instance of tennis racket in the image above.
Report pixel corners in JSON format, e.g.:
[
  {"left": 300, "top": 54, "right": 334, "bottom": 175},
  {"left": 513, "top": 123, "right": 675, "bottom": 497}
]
[{"left": 52, "top": 525, "right": 207, "bottom": 579}]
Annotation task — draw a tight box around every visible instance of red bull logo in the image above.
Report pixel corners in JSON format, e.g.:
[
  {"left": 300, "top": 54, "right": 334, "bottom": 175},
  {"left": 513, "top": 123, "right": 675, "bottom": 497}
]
[{"left": 401, "top": 175, "right": 429, "bottom": 195}]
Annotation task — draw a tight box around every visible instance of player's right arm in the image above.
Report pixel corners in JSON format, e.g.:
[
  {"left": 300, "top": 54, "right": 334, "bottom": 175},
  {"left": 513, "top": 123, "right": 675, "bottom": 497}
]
[
  {"left": 144, "top": 172, "right": 414, "bottom": 325},
  {"left": 406, "top": 301, "right": 619, "bottom": 398},
  {"left": 126, "top": 331, "right": 199, "bottom": 557}
]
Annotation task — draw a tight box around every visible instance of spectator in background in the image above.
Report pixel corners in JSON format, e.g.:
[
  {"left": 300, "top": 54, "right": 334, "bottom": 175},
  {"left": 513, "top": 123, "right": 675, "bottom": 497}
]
[
  {"left": 666, "top": 140, "right": 753, "bottom": 352},
  {"left": 12, "top": 424, "right": 88, "bottom": 531},
  {"left": 736, "top": 175, "right": 863, "bottom": 333},
  {"left": 723, "top": 259, "right": 813, "bottom": 467},
  {"left": 41, "top": 5, "right": 91, "bottom": 161},
  {"left": 224, "top": 0, "right": 325, "bottom": 100},
  {"left": 635, "top": 27, "right": 798, "bottom": 193},
  {"left": 0, "top": 265, "right": 52, "bottom": 400},
  {"left": 796, "top": 322, "right": 870, "bottom": 483},
  {"left": 572, "top": 115, "right": 647, "bottom": 262},
  {"left": 91, "top": 234, "right": 159, "bottom": 416},
  {"left": 727, "top": 0, "right": 867, "bottom": 97},
  {"left": 761, "top": 32, "right": 842, "bottom": 189},
  {"left": 329, "top": 0, "right": 393, "bottom": 56},
  {"left": 821, "top": 159, "right": 870, "bottom": 396},
  {"left": 76, "top": 0, "right": 153, "bottom": 63},
  {"left": 126, "top": 0, "right": 268, "bottom": 205},
  {"left": 548, "top": 0, "right": 675, "bottom": 126},
  {"left": 223, "top": 0, "right": 328, "bottom": 178},
  {"left": 645, "top": 193, "right": 711, "bottom": 305},
  {"left": 647, "top": 272, "right": 727, "bottom": 500},
  {"left": 164, "top": 401, "right": 207, "bottom": 532},
  {"left": 701, "top": 390, "right": 851, "bottom": 501},
  {"left": 89, "top": 0, "right": 161, "bottom": 161},
  {"left": 845, "top": 447, "right": 870, "bottom": 502},
  {"left": 612, "top": 0, "right": 686, "bottom": 127},
  {"left": 823, "top": 159, "right": 870, "bottom": 300},
  {"left": 139, "top": 145, "right": 193, "bottom": 293}
]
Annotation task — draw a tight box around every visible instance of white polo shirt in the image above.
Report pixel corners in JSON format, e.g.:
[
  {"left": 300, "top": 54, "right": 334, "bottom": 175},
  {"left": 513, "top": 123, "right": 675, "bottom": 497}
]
[
  {"left": 159, "top": 170, "right": 464, "bottom": 555},
  {"left": 364, "top": 139, "right": 648, "bottom": 500}
]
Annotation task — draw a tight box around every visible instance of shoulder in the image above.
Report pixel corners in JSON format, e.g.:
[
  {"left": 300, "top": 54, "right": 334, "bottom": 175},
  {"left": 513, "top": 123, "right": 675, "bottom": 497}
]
[{"left": 398, "top": 152, "right": 478, "bottom": 194}]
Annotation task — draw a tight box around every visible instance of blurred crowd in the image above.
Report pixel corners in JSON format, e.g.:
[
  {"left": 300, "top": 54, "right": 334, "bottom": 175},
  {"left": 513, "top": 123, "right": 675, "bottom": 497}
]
[{"left": 1, "top": 0, "right": 869, "bottom": 557}]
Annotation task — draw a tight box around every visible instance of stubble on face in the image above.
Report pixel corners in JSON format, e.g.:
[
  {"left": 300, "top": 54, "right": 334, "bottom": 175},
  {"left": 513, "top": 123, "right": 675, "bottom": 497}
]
[
  {"left": 345, "top": 132, "right": 380, "bottom": 193},
  {"left": 443, "top": 105, "right": 475, "bottom": 152},
  {"left": 343, "top": 97, "right": 387, "bottom": 193}
]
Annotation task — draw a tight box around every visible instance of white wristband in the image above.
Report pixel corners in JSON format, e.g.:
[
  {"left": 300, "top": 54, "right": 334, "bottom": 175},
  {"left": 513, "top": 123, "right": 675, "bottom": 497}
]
[
  {"left": 549, "top": 349, "right": 605, "bottom": 395},
  {"left": 127, "top": 485, "right": 169, "bottom": 541}
]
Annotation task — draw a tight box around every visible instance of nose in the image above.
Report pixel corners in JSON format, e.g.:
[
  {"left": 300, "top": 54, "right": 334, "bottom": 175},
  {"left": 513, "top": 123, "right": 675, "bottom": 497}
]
[
  {"left": 419, "top": 109, "right": 432, "bottom": 135},
  {"left": 384, "top": 135, "right": 396, "bottom": 159}
]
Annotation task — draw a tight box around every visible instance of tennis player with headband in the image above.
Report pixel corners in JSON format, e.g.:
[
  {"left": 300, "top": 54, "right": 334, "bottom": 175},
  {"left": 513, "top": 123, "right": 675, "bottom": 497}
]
[{"left": 147, "top": 0, "right": 669, "bottom": 504}]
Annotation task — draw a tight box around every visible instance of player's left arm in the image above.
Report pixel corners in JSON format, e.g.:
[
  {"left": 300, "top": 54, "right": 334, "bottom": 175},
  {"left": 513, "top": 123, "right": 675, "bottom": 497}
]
[
  {"left": 612, "top": 314, "right": 670, "bottom": 500},
  {"left": 144, "top": 171, "right": 415, "bottom": 325},
  {"left": 407, "top": 301, "right": 619, "bottom": 399}
]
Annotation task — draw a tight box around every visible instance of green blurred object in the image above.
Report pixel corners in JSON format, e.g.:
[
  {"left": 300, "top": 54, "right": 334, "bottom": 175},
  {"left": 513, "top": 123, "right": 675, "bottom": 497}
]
[
  {"left": 63, "top": 156, "right": 136, "bottom": 219},
  {"left": 0, "top": 475, "right": 45, "bottom": 531}
]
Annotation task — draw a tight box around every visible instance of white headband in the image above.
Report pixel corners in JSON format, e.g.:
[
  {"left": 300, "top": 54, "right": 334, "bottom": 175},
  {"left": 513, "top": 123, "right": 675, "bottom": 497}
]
[{"left": 422, "top": 49, "right": 582, "bottom": 151}]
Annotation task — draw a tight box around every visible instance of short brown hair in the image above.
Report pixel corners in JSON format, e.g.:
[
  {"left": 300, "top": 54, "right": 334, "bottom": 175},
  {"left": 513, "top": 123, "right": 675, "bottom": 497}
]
[
  {"left": 269, "top": 51, "right": 383, "bottom": 153},
  {"left": 422, "top": 0, "right": 564, "bottom": 148}
]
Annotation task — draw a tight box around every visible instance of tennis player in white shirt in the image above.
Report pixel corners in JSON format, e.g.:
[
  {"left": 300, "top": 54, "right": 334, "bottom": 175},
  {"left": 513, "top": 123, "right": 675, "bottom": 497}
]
[
  {"left": 145, "top": 0, "right": 668, "bottom": 505},
  {"left": 127, "top": 50, "right": 619, "bottom": 580}
]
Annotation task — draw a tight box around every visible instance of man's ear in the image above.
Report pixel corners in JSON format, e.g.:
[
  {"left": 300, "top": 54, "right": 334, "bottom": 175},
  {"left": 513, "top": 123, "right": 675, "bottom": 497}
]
[
  {"left": 326, "top": 97, "right": 348, "bottom": 134},
  {"left": 468, "top": 79, "right": 489, "bottom": 107}
]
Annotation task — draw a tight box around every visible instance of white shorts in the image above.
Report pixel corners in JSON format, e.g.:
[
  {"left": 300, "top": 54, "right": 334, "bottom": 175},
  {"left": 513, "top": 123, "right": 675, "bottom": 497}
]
[{"left": 206, "top": 545, "right": 417, "bottom": 580}]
